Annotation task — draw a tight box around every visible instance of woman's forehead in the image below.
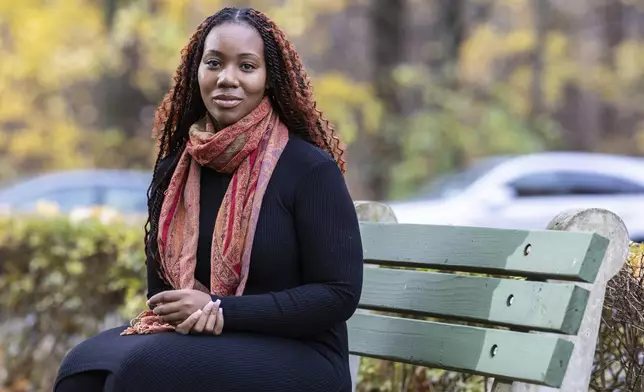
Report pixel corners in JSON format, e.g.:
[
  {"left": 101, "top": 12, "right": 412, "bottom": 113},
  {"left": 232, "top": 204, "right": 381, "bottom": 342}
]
[{"left": 203, "top": 23, "right": 264, "bottom": 56}]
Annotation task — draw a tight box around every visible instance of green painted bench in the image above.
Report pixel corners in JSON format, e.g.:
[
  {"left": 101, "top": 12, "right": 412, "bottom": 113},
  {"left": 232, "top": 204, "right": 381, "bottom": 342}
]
[{"left": 349, "top": 203, "right": 630, "bottom": 391}]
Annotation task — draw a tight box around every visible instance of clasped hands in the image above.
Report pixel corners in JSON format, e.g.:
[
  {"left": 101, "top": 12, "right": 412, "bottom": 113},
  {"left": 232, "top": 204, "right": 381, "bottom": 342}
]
[{"left": 147, "top": 289, "right": 224, "bottom": 336}]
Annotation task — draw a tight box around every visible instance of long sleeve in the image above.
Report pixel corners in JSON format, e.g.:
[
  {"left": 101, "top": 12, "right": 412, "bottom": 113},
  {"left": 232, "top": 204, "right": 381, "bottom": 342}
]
[
  {"left": 146, "top": 156, "right": 175, "bottom": 300},
  {"left": 147, "top": 248, "right": 173, "bottom": 300},
  {"left": 213, "top": 160, "right": 364, "bottom": 338}
]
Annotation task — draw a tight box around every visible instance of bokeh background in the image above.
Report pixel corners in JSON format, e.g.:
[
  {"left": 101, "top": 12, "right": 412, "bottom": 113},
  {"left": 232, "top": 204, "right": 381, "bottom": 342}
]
[
  {"left": 2, "top": 0, "right": 643, "bottom": 199},
  {"left": 1, "top": 0, "right": 644, "bottom": 391}
]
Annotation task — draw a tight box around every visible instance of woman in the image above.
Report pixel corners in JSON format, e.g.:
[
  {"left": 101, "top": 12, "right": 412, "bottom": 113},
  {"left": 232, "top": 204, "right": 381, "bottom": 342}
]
[{"left": 54, "top": 6, "right": 363, "bottom": 392}]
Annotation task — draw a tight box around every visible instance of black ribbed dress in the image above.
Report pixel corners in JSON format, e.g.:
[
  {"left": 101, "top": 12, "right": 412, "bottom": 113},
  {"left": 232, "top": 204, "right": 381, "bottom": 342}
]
[{"left": 54, "top": 136, "right": 364, "bottom": 392}]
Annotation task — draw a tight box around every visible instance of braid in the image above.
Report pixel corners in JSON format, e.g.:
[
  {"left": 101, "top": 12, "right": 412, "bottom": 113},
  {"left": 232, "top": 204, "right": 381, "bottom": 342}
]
[
  {"left": 145, "top": 7, "right": 346, "bottom": 277},
  {"left": 243, "top": 9, "right": 346, "bottom": 172}
]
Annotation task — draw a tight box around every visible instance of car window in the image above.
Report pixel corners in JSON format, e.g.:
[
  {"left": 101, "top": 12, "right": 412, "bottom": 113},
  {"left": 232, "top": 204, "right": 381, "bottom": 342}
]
[
  {"left": 102, "top": 188, "right": 148, "bottom": 213},
  {"left": 508, "top": 172, "right": 563, "bottom": 197},
  {"left": 509, "top": 171, "right": 644, "bottom": 197},
  {"left": 414, "top": 157, "right": 509, "bottom": 199},
  {"left": 16, "top": 188, "right": 98, "bottom": 212}
]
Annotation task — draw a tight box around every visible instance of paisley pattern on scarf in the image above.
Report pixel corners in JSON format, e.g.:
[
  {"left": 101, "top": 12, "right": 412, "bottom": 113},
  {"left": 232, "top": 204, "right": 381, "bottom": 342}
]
[{"left": 122, "top": 97, "right": 289, "bottom": 335}]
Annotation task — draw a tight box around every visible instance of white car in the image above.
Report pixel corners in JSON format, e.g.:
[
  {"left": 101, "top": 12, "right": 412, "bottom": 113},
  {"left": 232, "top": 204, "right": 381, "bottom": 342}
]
[{"left": 388, "top": 152, "right": 644, "bottom": 242}]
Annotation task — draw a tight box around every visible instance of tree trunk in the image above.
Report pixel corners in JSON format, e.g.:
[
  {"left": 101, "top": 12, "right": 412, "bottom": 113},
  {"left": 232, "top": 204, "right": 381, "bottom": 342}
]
[
  {"left": 350, "top": 0, "right": 406, "bottom": 200},
  {"left": 436, "top": 0, "right": 465, "bottom": 79},
  {"left": 599, "top": 0, "right": 624, "bottom": 142},
  {"left": 530, "top": 0, "right": 548, "bottom": 120},
  {"left": 556, "top": 2, "right": 602, "bottom": 151}
]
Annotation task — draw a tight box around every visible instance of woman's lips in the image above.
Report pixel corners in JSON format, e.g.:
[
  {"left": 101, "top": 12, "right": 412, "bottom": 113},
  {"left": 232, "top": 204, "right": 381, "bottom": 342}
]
[{"left": 213, "top": 98, "right": 242, "bottom": 109}]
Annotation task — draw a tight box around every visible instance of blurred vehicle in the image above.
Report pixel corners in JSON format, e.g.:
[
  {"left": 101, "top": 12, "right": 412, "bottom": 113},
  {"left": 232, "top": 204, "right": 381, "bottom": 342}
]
[
  {"left": 0, "top": 169, "right": 152, "bottom": 215},
  {"left": 388, "top": 152, "right": 644, "bottom": 242}
]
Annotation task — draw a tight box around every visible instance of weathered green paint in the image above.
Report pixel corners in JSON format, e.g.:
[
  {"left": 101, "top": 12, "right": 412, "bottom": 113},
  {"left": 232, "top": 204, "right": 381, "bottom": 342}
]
[
  {"left": 347, "top": 313, "right": 574, "bottom": 387},
  {"left": 359, "top": 268, "right": 589, "bottom": 334},
  {"left": 359, "top": 222, "right": 609, "bottom": 282}
]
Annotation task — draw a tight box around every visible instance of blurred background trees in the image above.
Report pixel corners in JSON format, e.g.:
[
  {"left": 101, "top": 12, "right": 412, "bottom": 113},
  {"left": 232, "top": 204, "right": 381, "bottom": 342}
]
[
  {"left": 2, "top": 0, "right": 643, "bottom": 200},
  {"left": 1, "top": 1, "right": 644, "bottom": 391}
]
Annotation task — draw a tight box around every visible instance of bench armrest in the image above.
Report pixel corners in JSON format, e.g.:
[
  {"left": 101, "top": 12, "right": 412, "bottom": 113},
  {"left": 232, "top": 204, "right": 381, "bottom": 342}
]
[{"left": 499, "top": 208, "right": 629, "bottom": 392}]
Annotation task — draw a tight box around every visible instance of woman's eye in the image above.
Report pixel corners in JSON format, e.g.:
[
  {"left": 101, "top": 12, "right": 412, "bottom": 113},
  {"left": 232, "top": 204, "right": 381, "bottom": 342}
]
[
  {"left": 205, "top": 59, "right": 220, "bottom": 68},
  {"left": 240, "top": 63, "right": 256, "bottom": 71}
]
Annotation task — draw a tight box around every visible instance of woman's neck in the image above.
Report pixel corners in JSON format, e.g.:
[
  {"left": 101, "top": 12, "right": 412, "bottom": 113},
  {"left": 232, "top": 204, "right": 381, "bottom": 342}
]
[{"left": 207, "top": 113, "right": 222, "bottom": 133}]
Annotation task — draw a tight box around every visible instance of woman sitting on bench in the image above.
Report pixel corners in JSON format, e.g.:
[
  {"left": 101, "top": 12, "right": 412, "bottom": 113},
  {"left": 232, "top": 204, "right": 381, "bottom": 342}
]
[{"left": 54, "top": 6, "right": 363, "bottom": 392}]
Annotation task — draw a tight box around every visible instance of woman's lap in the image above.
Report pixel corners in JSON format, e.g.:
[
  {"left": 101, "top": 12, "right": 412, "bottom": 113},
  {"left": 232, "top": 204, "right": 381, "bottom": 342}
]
[{"left": 56, "top": 326, "right": 347, "bottom": 392}]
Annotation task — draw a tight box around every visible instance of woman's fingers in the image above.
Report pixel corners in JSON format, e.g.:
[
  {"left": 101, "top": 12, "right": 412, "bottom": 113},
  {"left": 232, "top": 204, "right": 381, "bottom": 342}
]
[
  {"left": 152, "top": 301, "right": 183, "bottom": 316},
  {"left": 214, "top": 308, "right": 224, "bottom": 336},
  {"left": 203, "top": 300, "right": 221, "bottom": 333},
  {"left": 147, "top": 290, "right": 183, "bottom": 308},
  {"left": 159, "top": 311, "right": 187, "bottom": 325},
  {"left": 191, "top": 301, "right": 214, "bottom": 333},
  {"left": 171, "top": 301, "right": 223, "bottom": 336},
  {"left": 175, "top": 310, "right": 202, "bottom": 335}
]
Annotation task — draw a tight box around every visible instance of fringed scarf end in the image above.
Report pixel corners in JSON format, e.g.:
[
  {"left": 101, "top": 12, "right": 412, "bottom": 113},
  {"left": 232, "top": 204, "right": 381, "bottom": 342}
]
[{"left": 120, "top": 310, "right": 175, "bottom": 336}]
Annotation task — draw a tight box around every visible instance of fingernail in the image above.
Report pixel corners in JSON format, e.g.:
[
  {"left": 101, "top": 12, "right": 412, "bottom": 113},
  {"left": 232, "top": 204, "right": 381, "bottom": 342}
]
[{"left": 215, "top": 299, "right": 221, "bottom": 306}]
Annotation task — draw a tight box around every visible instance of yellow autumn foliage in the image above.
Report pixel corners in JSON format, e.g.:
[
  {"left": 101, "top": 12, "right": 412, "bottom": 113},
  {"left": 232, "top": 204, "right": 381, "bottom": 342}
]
[
  {"left": 0, "top": 0, "right": 370, "bottom": 183},
  {"left": 628, "top": 242, "right": 644, "bottom": 284},
  {"left": 1, "top": 0, "right": 643, "bottom": 200}
]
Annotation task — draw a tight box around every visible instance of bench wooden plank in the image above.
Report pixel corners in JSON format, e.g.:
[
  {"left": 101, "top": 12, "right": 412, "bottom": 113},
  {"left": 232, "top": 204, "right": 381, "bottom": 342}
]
[
  {"left": 348, "top": 313, "right": 574, "bottom": 387},
  {"left": 360, "top": 222, "right": 609, "bottom": 282},
  {"left": 359, "top": 268, "right": 589, "bottom": 334}
]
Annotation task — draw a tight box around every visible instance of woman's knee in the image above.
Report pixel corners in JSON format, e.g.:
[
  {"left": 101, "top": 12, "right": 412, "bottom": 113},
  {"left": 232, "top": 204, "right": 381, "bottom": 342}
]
[{"left": 55, "top": 371, "right": 108, "bottom": 392}]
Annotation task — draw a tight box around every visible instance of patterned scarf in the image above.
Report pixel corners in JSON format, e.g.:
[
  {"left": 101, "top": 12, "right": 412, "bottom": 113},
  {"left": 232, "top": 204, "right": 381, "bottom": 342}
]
[{"left": 122, "top": 97, "right": 288, "bottom": 335}]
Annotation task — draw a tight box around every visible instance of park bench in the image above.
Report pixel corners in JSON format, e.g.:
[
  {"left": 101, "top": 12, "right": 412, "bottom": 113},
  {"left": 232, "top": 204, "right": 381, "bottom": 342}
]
[{"left": 349, "top": 203, "right": 630, "bottom": 391}]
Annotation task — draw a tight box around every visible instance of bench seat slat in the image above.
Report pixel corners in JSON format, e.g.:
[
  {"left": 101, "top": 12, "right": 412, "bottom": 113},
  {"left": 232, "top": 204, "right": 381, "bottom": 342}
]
[
  {"left": 348, "top": 313, "right": 573, "bottom": 387},
  {"left": 360, "top": 222, "right": 609, "bottom": 282},
  {"left": 360, "top": 268, "right": 589, "bottom": 334}
]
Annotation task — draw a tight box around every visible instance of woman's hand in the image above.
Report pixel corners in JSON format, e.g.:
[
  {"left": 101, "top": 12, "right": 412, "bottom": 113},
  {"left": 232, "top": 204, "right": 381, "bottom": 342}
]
[
  {"left": 174, "top": 301, "right": 225, "bottom": 335},
  {"left": 147, "top": 289, "right": 211, "bottom": 326},
  {"left": 190, "top": 300, "right": 224, "bottom": 335},
  {"left": 170, "top": 300, "right": 225, "bottom": 335}
]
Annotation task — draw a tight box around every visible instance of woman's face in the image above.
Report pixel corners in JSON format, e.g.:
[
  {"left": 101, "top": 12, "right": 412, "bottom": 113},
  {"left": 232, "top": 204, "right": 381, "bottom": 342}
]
[{"left": 198, "top": 22, "right": 267, "bottom": 129}]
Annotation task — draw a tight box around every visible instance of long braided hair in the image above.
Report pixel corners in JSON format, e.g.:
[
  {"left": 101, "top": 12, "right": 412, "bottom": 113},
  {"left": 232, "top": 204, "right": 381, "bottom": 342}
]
[{"left": 145, "top": 7, "right": 345, "bottom": 276}]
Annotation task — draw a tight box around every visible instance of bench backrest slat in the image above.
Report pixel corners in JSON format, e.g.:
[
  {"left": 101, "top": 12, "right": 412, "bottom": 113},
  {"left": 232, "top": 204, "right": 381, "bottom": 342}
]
[
  {"left": 348, "top": 313, "right": 573, "bottom": 387},
  {"left": 361, "top": 222, "right": 609, "bottom": 282},
  {"left": 360, "top": 268, "right": 590, "bottom": 334}
]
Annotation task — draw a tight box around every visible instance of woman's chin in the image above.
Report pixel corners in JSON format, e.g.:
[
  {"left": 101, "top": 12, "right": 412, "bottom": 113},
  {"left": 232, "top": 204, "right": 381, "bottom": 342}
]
[
  {"left": 209, "top": 115, "right": 236, "bottom": 130},
  {"left": 209, "top": 109, "right": 243, "bottom": 129}
]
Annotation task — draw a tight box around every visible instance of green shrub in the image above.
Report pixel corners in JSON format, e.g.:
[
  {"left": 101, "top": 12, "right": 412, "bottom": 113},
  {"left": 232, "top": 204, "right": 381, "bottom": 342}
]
[
  {"left": 590, "top": 242, "right": 644, "bottom": 391},
  {"left": 0, "top": 214, "right": 147, "bottom": 391}
]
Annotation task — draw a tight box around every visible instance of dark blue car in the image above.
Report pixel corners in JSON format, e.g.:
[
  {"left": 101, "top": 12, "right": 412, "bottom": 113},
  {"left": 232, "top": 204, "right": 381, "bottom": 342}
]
[{"left": 0, "top": 169, "right": 152, "bottom": 214}]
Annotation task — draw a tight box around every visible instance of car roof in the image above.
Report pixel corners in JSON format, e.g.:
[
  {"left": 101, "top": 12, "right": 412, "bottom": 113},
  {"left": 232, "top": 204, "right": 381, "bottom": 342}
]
[
  {"left": 0, "top": 169, "right": 152, "bottom": 203},
  {"left": 493, "top": 151, "right": 644, "bottom": 165}
]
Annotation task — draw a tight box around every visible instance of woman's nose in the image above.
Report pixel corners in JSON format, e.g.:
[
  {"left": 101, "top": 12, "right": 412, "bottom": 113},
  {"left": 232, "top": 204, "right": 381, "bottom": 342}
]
[{"left": 216, "top": 67, "right": 239, "bottom": 88}]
